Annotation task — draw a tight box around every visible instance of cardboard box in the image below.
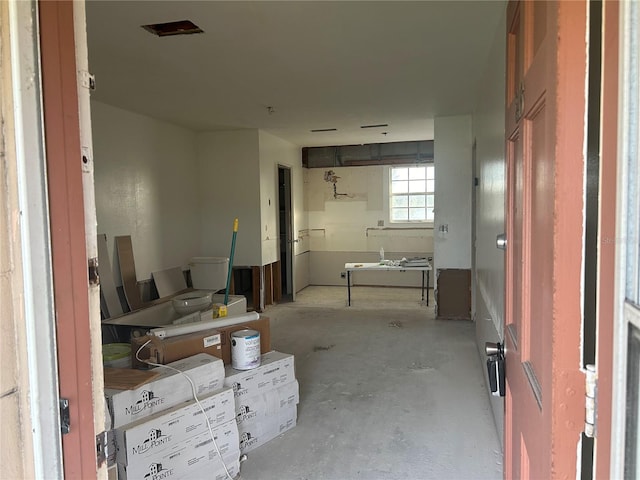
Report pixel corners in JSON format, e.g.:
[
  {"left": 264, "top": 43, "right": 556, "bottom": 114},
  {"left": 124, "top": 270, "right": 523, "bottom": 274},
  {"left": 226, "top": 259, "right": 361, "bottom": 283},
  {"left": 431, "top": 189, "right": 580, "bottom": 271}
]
[
  {"left": 217, "top": 317, "right": 271, "bottom": 365},
  {"left": 131, "top": 329, "right": 222, "bottom": 369},
  {"left": 105, "top": 354, "right": 225, "bottom": 428},
  {"left": 119, "top": 455, "right": 240, "bottom": 480},
  {"left": 224, "top": 351, "right": 295, "bottom": 399},
  {"left": 118, "top": 420, "right": 239, "bottom": 479},
  {"left": 115, "top": 387, "right": 235, "bottom": 465},
  {"left": 187, "top": 456, "right": 240, "bottom": 480},
  {"left": 237, "top": 406, "right": 297, "bottom": 453},
  {"left": 234, "top": 380, "right": 299, "bottom": 427}
]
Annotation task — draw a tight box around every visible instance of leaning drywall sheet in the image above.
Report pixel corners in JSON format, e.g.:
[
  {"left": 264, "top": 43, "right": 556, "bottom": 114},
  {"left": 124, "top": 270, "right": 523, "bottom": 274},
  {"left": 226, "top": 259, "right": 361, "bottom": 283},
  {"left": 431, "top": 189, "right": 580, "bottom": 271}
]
[
  {"left": 115, "top": 235, "right": 144, "bottom": 311},
  {"left": 98, "top": 233, "right": 123, "bottom": 318}
]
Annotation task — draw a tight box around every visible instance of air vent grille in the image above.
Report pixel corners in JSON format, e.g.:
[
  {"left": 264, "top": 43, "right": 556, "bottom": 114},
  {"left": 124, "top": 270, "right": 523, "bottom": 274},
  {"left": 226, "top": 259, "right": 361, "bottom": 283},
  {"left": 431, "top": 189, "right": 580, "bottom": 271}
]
[{"left": 142, "top": 20, "right": 203, "bottom": 37}]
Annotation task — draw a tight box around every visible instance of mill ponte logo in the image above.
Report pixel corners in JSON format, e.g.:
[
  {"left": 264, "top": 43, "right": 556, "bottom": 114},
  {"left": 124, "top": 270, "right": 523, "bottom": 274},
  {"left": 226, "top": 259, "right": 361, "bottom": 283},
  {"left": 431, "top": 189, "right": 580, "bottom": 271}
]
[
  {"left": 143, "top": 462, "right": 174, "bottom": 480},
  {"left": 125, "top": 390, "right": 165, "bottom": 416},
  {"left": 132, "top": 428, "right": 172, "bottom": 455},
  {"left": 240, "top": 431, "right": 258, "bottom": 450}
]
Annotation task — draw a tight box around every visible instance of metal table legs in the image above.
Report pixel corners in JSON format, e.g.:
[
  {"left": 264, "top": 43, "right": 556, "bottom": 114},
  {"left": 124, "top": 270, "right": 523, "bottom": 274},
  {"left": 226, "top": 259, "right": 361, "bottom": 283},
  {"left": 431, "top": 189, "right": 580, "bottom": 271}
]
[{"left": 346, "top": 269, "right": 430, "bottom": 306}]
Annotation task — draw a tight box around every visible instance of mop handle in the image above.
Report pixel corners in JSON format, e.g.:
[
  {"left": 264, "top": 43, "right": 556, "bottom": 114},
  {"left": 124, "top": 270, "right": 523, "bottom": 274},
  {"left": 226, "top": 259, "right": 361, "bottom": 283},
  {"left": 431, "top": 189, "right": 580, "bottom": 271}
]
[{"left": 224, "top": 218, "right": 239, "bottom": 305}]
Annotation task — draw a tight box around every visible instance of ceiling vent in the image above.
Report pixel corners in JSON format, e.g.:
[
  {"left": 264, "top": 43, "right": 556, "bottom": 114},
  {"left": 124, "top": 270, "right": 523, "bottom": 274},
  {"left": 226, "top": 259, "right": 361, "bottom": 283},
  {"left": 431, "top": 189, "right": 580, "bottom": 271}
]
[
  {"left": 142, "top": 20, "right": 203, "bottom": 37},
  {"left": 360, "top": 124, "right": 389, "bottom": 129},
  {"left": 310, "top": 128, "right": 337, "bottom": 132}
]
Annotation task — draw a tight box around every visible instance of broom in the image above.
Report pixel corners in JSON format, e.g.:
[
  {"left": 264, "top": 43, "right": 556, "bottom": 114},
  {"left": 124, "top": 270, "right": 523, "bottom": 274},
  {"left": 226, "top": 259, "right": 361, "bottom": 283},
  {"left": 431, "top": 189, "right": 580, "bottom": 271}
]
[{"left": 223, "top": 218, "right": 239, "bottom": 307}]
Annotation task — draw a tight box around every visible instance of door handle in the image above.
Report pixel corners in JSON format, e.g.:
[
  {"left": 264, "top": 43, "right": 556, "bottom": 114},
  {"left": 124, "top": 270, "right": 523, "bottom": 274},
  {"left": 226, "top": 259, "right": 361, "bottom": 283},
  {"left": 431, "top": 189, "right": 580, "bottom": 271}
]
[
  {"left": 485, "top": 342, "right": 504, "bottom": 357},
  {"left": 485, "top": 342, "right": 505, "bottom": 397},
  {"left": 496, "top": 233, "right": 507, "bottom": 250}
]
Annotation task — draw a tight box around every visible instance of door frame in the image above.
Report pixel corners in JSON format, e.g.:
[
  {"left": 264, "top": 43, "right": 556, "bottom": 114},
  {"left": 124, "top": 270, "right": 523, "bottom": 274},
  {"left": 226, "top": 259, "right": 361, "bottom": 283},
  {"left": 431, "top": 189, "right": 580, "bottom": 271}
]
[
  {"left": 593, "top": 0, "right": 619, "bottom": 477},
  {"left": 277, "top": 164, "right": 295, "bottom": 300},
  {"left": 39, "top": 1, "right": 99, "bottom": 478},
  {"left": 471, "top": 138, "right": 477, "bottom": 321},
  {"left": 5, "top": 1, "right": 63, "bottom": 477},
  {"left": 609, "top": 1, "right": 640, "bottom": 477}
]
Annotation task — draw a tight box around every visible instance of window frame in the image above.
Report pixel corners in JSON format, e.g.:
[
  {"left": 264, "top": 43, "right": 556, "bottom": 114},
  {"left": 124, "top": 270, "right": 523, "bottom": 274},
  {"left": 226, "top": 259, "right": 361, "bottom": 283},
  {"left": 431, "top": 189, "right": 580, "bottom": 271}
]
[{"left": 386, "top": 164, "right": 435, "bottom": 225}]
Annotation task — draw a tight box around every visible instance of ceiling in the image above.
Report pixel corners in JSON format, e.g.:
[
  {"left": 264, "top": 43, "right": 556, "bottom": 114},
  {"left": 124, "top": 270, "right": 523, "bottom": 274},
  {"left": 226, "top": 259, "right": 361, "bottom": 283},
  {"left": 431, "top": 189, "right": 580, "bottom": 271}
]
[{"left": 85, "top": 1, "right": 505, "bottom": 148}]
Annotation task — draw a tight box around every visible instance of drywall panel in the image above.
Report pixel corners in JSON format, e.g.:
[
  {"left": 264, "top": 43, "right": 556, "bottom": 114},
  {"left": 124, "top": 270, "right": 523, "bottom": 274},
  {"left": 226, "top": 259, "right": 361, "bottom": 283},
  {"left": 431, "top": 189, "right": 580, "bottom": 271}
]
[
  {"left": 365, "top": 228, "right": 434, "bottom": 253},
  {"left": 92, "top": 101, "right": 201, "bottom": 283},
  {"left": 473, "top": 12, "right": 506, "bottom": 338},
  {"left": 294, "top": 251, "right": 310, "bottom": 292},
  {"left": 305, "top": 164, "right": 434, "bottom": 283},
  {"left": 471, "top": 6, "right": 506, "bottom": 448},
  {"left": 305, "top": 166, "right": 384, "bottom": 212},
  {"left": 475, "top": 284, "right": 504, "bottom": 446},
  {"left": 306, "top": 167, "right": 434, "bottom": 251},
  {"left": 196, "top": 130, "right": 262, "bottom": 267},
  {"left": 433, "top": 115, "right": 473, "bottom": 272}
]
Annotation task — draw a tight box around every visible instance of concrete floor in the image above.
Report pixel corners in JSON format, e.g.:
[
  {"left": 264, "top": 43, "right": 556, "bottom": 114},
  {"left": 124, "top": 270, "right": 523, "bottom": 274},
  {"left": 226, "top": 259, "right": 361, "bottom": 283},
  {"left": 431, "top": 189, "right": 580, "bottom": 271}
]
[{"left": 239, "top": 286, "right": 503, "bottom": 480}]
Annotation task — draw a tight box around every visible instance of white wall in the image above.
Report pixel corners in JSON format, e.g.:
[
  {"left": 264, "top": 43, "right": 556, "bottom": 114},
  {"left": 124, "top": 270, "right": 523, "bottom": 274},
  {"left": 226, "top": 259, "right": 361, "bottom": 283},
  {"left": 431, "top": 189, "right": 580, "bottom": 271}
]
[
  {"left": 474, "top": 41, "right": 506, "bottom": 337},
  {"left": 294, "top": 158, "right": 310, "bottom": 291},
  {"left": 258, "top": 131, "right": 303, "bottom": 266},
  {"left": 92, "top": 101, "right": 201, "bottom": 283},
  {"left": 433, "top": 115, "right": 473, "bottom": 272},
  {"left": 306, "top": 165, "right": 434, "bottom": 286},
  {"left": 94, "top": 111, "right": 305, "bottom": 284},
  {"left": 196, "top": 130, "right": 262, "bottom": 266},
  {"left": 472, "top": 6, "right": 506, "bottom": 447}
]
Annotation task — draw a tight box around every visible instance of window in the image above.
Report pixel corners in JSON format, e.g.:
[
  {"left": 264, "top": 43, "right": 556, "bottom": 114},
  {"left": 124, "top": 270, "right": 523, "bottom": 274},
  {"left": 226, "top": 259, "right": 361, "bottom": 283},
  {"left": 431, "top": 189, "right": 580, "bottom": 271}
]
[{"left": 390, "top": 165, "right": 434, "bottom": 223}]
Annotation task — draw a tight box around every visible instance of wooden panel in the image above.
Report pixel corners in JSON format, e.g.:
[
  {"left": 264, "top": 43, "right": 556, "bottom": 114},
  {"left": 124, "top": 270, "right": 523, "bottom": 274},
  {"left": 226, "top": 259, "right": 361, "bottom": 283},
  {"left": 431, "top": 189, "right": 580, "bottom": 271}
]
[
  {"left": 526, "top": 99, "right": 552, "bottom": 395},
  {"left": 273, "top": 260, "right": 282, "bottom": 302},
  {"left": 435, "top": 269, "right": 471, "bottom": 320},
  {"left": 252, "top": 266, "right": 262, "bottom": 312},
  {"left": 507, "top": 130, "right": 523, "bottom": 347},
  {"left": 506, "top": 1, "right": 522, "bottom": 106},
  {"left": 151, "top": 266, "right": 187, "bottom": 298},
  {"left": 264, "top": 263, "right": 273, "bottom": 306},
  {"left": 103, "top": 368, "right": 159, "bottom": 390}
]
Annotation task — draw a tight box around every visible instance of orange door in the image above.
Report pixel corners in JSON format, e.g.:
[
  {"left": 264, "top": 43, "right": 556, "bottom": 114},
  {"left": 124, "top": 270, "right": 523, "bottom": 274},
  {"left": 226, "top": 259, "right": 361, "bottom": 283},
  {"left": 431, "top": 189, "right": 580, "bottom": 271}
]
[{"left": 504, "top": 2, "right": 588, "bottom": 478}]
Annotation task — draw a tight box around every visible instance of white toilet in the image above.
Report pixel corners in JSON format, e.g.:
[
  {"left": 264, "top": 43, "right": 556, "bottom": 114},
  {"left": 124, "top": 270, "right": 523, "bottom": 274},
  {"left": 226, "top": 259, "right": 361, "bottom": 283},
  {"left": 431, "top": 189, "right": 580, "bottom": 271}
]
[
  {"left": 188, "top": 257, "right": 247, "bottom": 315},
  {"left": 189, "top": 256, "right": 229, "bottom": 291}
]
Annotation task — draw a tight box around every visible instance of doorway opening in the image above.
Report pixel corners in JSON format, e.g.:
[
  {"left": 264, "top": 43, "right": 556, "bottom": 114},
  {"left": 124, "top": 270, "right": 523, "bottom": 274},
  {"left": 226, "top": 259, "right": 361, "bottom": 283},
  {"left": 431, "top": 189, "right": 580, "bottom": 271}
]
[{"left": 278, "top": 165, "right": 294, "bottom": 302}]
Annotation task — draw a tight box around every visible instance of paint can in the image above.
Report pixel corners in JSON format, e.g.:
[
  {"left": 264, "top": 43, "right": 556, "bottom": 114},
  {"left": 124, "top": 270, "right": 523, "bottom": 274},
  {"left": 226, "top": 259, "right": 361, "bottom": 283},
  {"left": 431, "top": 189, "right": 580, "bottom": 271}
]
[{"left": 231, "top": 329, "right": 261, "bottom": 370}]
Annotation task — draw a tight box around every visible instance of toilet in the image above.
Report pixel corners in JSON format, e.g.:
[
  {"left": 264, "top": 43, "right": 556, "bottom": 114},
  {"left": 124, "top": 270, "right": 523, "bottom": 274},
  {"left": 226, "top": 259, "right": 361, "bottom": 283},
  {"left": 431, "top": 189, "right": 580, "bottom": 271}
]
[{"left": 188, "top": 256, "right": 229, "bottom": 291}]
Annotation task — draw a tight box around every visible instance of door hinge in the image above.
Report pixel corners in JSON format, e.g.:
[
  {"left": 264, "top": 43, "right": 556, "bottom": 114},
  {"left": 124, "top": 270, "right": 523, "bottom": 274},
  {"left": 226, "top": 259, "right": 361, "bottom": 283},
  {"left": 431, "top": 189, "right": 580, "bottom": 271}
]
[
  {"left": 60, "top": 398, "right": 70, "bottom": 434},
  {"left": 96, "top": 430, "right": 116, "bottom": 468},
  {"left": 79, "top": 70, "right": 96, "bottom": 91},
  {"left": 584, "top": 364, "right": 597, "bottom": 438},
  {"left": 88, "top": 257, "right": 99, "bottom": 286}
]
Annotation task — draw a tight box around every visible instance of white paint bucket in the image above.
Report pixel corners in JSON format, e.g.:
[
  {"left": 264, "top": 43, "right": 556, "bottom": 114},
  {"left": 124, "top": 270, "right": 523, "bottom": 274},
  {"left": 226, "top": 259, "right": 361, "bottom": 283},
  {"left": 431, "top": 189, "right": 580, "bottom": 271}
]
[{"left": 231, "top": 329, "right": 261, "bottom": 370}]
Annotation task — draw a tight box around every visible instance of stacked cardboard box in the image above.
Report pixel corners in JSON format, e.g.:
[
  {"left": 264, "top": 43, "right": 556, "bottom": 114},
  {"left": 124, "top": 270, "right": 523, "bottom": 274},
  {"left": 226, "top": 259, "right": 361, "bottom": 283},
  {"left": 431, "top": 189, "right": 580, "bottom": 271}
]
[
  {"left": 107, "top": 353, "right": 241, "bottom": 479},
  {"left": 130, "top": 329, "right": 223, "bottom": 369},
  {"left": 224, "top": 351, "right": 299, "bottom": 453}
]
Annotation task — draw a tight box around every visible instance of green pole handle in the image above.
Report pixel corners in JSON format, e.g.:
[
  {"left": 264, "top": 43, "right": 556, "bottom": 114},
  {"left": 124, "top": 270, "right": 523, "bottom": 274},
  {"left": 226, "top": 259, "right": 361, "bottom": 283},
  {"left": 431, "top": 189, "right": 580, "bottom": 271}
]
[{"left": 224, "top": 218, "right": 239, "bottom": 305}]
